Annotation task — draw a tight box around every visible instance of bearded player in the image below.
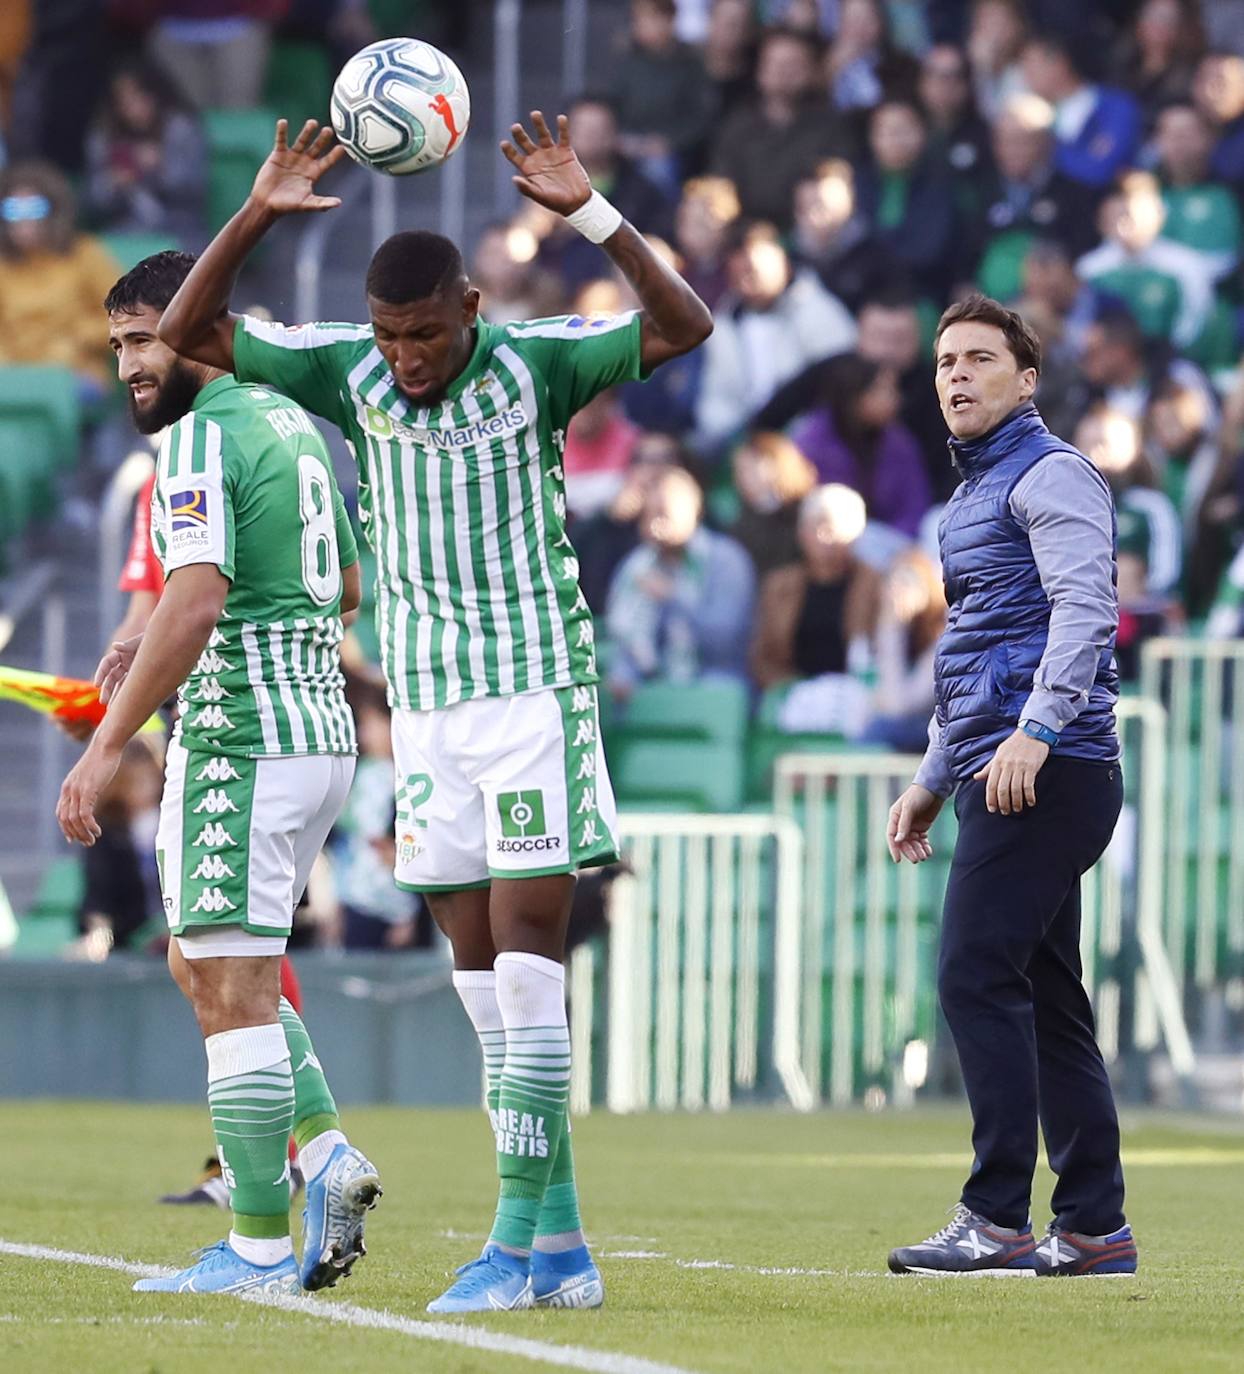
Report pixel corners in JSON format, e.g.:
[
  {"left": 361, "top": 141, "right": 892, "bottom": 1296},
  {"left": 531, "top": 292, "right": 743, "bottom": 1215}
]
[
  {"left": 94, "top": 463, "right": 312, "bottom": 1211},
  {"left": 58, "top": 251, "right": 381, "bottom": 1295},
  {"left": 159, "top": 112, "right": 712, "bottom": 1312}
]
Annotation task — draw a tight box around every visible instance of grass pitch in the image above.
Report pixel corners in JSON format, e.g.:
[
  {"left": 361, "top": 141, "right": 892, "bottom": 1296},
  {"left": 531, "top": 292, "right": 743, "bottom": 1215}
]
[{"left": 2, "top": 1103, "right": 1243, "bottom": 1373}]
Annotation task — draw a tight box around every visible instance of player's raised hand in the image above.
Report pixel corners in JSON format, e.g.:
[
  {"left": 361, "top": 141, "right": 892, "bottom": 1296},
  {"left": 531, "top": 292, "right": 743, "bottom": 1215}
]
[
  {"left": 501, "top": 112, "right": 592, "bottom": 216},
  {"left": 250, "top": 119, "right": 347, "bottom": 216}
]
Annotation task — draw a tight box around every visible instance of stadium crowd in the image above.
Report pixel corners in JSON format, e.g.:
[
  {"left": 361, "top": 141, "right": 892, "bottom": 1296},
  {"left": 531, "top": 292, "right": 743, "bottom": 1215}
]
[{"left": 8, "top": 0, "right": 1244, "bottom": 952}]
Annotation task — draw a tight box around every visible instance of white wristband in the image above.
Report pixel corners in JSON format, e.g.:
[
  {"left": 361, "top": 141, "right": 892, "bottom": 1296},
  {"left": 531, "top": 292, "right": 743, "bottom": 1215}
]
[{"left": 564, "top": 190, "right": 623, "bottom": 244}]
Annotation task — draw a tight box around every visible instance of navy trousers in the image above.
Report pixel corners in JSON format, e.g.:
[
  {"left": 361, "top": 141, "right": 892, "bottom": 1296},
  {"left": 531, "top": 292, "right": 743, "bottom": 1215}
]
[{"left": 937, "top": 756, "right": 1126, "bottom": 1234}]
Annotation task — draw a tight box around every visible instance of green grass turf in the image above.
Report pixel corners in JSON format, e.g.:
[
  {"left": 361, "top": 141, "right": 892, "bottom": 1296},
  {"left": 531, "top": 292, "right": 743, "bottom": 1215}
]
[{"left": 2, "top": 1103, "right": 1243, "bottom": 1373}]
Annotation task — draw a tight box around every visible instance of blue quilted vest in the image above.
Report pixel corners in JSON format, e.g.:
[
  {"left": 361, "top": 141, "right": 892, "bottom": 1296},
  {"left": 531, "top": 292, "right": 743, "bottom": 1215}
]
[{"left": 934, "top": 404, "right": 1120, "bottom": 784}]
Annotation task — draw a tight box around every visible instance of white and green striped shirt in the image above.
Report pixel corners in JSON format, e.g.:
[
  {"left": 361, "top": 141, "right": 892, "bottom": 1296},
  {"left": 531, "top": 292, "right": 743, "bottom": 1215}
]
[
  {"left": 233, "top": 311, "right": 645, "bottom": 711},
  {"left": 151, "top": 376, "right": 358, "bottom": 758}
]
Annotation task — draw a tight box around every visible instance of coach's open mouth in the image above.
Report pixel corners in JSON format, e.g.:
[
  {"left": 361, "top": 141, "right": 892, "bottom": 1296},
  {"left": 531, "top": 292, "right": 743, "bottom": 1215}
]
[{"left": 950, "top": 392, "right": 975, "bottom": 411}]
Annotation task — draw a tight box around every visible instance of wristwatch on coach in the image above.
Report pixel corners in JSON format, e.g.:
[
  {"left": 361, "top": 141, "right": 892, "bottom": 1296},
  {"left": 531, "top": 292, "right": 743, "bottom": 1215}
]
[{"left": 1019, "top": 719, "right": 1059, "bottom": 748}]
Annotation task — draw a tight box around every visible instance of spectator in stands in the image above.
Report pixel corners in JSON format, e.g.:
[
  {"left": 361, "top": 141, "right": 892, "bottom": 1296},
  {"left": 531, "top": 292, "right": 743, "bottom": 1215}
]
[
  {"left": 1020, "top": 34, "right": 1141, "bottom": 190},
  {"left": 695, "top": 221, "right": 856, "bottom": 447},
  {"left": 147, "top": 0, "right": 287, "bottom": 111},
  {"left": 701, "top": 0, "right": 758, "bottom": 115},
  {"left": 788, "top": 351, "right": 932, "bottom": 538},
  {"left": 574, "top": 431, "right": 687, "bottom": 613},
  {"left": 789, "top": 159, "right": 895, "bottom": 312},
  {"left": 825, "top": 0, "right": 918, "bottom": 115},
  {"left": 1144, "top": 375, "right": 1223, "bottom": 611},
  {"left": 672, "top": 175, "right": 739, "bottom": 310},
  {"left": 1192, "top": 52, "right": 1244, "bottom": 187},
  {"left": 471, "top": 219, "right": 562, "bottom": 324},
  {"left": 330, "top": 681, "right": 417, "bottom": 950},
  {"left": 75, "top": 738, "right": 164, "bottom": 957},
  {"left": 1111, "top": 0, "right": 1204, "bottom": 113},
  {"left": 0, "top": 160, "right": 120, "bottom": 397},
  {"left": 970, "top": 93, "right": 1098, "bottom": 299},
  {"left": 919, "top": 41, "right": 991, "bottom": 200},
  {"left": 1153, "top": 101, "right": 1242, "bottom": 282},
  {"left": 750, "top": 484, "right": 881, "bottom": 738},
  {"left": 83, "top": 59, "right": 206, "bottom": 241},
  {"left": 965, "top": 0, "right": 1028, "bottom": 122},
  {"left": 728, "top": 429, "right": 817, "bottom": 574},
  {"left": 563, "top": 387, "right": 642, "bottom": 520},
  {"left": 1077, "top": 172, "right": 1216, "bottom": 350},
  {"left": 1079, "top": 403, "right": 1181, "bottom": 600},
  {"left": 609, "top": 0, "right": 715, "bottom": 188},
  {"left": 1080, "top": 301, "right": 1216, "bottom": 428},
  {"left": 1018, "top": 237, "right": 1118, "bottom": 361},
  {"left": 854, "top": 98, "right": 957, "bottom": 297},
  {"left": 710, "top": 25, "right": 852, "bottom": 230},
  {"left": 605, "top": 465, "right": 756, "bottom": 699},
  {"left": 543, "top": 94, "right": 675, "bottom": 289},
  {"left": 860, "top": 546, "right": 946, "bottom": 752}
]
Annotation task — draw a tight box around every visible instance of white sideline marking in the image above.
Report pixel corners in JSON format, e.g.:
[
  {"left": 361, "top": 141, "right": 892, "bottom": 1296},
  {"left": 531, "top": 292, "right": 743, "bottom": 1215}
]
[
  {"left": 0, "top": 1240, "right": 698, "bottom": 1374},
  {"left": 599, "top": 1251, "right": 884, "bottom": 1279}
]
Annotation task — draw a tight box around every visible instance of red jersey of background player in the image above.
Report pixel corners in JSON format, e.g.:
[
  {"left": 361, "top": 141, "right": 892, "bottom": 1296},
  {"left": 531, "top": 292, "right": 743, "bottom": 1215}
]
[{"left": 117, "top": 470, "right": 164, "bottom": 596}]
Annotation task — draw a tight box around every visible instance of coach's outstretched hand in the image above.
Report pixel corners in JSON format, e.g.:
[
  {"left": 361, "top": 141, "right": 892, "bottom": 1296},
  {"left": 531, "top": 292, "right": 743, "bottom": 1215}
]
[
  {"left": 501, "top": 111, "right": 592, "bottom": 216},
  {"left": 250, "top": 119, "right": 347, "bottom": 217}
]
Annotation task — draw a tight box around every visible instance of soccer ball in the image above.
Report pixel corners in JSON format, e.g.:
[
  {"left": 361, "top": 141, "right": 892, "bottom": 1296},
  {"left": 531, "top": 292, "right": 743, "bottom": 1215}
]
[{"left": 330, "top": 38, "right": 470, "bottom": 176}]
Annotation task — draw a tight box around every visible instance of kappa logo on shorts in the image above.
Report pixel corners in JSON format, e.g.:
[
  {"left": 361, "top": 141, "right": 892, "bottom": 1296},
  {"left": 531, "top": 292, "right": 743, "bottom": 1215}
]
[
  {"left": 193, "top": 788, "right": 239, "bottom": 815},
  {"left": 189, "top": 887, "right": 237, "bottom": 914},
  {"left": 190, "top": 854, "right": 236, "bottom": 881},
  {"left": 193, "top": 823, "right": 237, "bottom": 848},
  {"left": 195, "top": 757, "right": 242, "bottom": 783},
  {"left": 498, "top": 790, "right": 546, "bottom": 838}
]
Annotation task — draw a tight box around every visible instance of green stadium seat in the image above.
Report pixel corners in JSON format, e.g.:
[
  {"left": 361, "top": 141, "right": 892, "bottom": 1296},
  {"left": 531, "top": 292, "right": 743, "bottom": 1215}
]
[
  {"left": 100, "top": 232, "right": 179, "bottom": 272},
  {"left": 25, "top": 857, "right": 85, "bottom": 924},
  {"left": 615, "top": 680, "right": 749, "bottom": 744},
  {"left": 264, "top": 39, "right": 334, "bottom": 128},
  {"left": 203, "top": 108, "right": 278, "bottom": 235},
  {"left": 613, "top": 738, "right": 745, "bottom": 812},
  {"left": 0, "top": 367, "right": 81, "bottom": 563}
]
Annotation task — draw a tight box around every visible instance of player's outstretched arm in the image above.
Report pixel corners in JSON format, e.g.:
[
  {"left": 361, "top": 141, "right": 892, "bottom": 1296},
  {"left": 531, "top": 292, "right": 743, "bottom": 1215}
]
[
  {"left": 159, "top": 118, "right": 347, "bottom": 371},
  {"left": 57, "top": 566, "right": 229, "bottom": 846},
  {"left": 502, "top": 112, "right": 712, "bottom": 370}
]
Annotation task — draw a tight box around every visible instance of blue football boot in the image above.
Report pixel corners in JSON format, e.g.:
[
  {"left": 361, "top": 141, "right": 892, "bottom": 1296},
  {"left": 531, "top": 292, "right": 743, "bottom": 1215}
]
[
  {"left": 132, "top": 1239, "right": 301, "bottom": 1295},
  {"left": 427, "top": 1245, "right": 534, "bottom": 1313},
  {"left": 531, "top": 1245, "right": 604, "bottom": 1308},
  {"left": 299, "top": 1143, "right": 382, "bottom": 1291}
]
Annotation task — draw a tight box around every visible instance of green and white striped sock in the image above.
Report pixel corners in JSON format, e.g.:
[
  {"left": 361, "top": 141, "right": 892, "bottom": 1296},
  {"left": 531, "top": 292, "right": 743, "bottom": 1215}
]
[
  {"left": 488, "top": 953, "right": 573, "bottom": 1257},
  {"left": 205, "top": 1023, "right": 294, "bottom": 1255}
]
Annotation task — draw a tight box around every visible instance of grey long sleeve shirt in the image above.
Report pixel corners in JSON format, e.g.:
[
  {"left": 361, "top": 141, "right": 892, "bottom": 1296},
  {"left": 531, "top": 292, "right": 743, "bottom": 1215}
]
[{"left": 913, "top": 452, "right": 1118, "bottom": 798}]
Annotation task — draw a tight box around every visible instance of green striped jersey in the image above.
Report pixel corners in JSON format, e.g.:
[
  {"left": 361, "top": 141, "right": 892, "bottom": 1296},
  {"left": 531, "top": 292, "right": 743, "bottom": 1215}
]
[
  {"left": 151, "top": 375, "right": 359, "bottom": 758},
  {"left": 232, "top": 310, "right": 644, "bottom": 711}
]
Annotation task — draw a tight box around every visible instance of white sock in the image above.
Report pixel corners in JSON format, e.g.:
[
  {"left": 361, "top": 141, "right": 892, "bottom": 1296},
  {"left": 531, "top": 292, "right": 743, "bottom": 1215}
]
[
  {"left": 298, "top": 1128, "right": 348, "bottom": 1182},
  {"left": 453, "top": 969, "right": 505, "bottom": 1104},
  {"left": 229, "top": 1230, "right": 294, "bottom": 1266}
]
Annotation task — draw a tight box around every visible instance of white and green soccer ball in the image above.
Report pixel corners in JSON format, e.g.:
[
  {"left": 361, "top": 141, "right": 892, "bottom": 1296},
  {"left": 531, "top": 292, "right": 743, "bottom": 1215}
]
[{"left": 330, "top": 38, "right": 470, "bottom": 176}]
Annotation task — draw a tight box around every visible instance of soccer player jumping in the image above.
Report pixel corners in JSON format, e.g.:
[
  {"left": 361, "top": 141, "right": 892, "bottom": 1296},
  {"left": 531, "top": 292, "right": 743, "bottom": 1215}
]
[
  {"left": 157, "top": 112, "right": 712, "bottom": 1312},
  {"left": 58, "top": 251, "right": 381, "bottom": 1296}
]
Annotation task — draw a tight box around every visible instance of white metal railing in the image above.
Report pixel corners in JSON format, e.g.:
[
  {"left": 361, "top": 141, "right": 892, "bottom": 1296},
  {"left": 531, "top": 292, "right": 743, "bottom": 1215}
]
[
  {"left": 569, "top": 812, "right": 802, "bottom": 1113},
  {"left": 773, "top": 753, "right": 927, "bottom": 1109},
  {"left": 1139, "top": 639, "right": 1244, "bottom": 999}
]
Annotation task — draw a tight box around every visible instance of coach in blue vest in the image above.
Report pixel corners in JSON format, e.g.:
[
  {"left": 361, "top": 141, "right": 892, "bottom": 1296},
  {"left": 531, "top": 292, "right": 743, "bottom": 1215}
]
[{"left": 884, "top": 295, "right": 1138, "bottom": 1278}]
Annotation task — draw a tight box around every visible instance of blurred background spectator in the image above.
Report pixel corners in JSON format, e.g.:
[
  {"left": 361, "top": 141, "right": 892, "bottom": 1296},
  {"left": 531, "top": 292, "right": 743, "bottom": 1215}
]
[
  {"left": 84, "top": 59, "right": 206, "bottom": 240},
  {"left": 0, "top": 160, "right": 119, "bottom": 399},
  {"left": 147, "top": 0, "right": 287, "bottom": 111},
  {"left": 728, "top": 429, "right": 817, "bottom": 574},
  {"left": 606, "top": 465, "right": 755, "bottom": 700}
]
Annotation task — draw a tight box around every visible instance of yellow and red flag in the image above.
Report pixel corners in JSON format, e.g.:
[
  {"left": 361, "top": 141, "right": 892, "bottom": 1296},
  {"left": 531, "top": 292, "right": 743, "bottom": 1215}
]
[{"left": 0, "top": 665, "right": 162, "bottom": 734}]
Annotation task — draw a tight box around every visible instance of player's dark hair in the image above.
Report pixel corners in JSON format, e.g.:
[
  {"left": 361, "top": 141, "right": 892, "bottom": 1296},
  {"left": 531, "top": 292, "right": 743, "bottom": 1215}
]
[
  {"left": 366, "top": 231, "right": 466, "bottom": 305},
  {"left": 104, "top": 249, "right": 197, "bottom": 315},
  {"left": 934, "top": 293, "right": 1042, "bottom": 376}
]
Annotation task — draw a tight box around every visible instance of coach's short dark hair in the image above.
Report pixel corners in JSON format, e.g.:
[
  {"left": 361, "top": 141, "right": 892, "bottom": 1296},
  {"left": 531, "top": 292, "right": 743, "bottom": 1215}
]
[
  {"left": 366, "top": 231, "right": 465, "bottom": 305},
  {"left": 104, "top": 249, "right": 197, "bottom": 315},
  {"left": 934, "top": 293, "right": 1042, "bottom": 376}
]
